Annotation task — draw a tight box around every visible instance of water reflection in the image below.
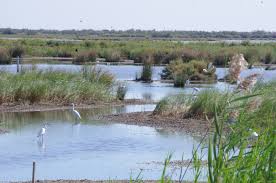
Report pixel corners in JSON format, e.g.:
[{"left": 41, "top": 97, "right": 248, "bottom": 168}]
[
  {"left": 0, "top": 105, "right": 203, "bottom": 181},
  {"left": 37, "top": 138, "right": 46, "bottom": 153}
]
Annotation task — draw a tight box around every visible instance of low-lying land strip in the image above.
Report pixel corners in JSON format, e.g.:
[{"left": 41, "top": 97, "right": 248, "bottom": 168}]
[{"left": 94, "top": 112, "right": 211, "bottom": 135}]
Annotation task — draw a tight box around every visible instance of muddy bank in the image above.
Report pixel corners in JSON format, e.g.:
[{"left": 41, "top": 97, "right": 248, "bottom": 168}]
[
  {"left": 94, "top": 112, "right": 211, "bottom": 135},
  {"left": 0, "top": 99, "right": 155, "bottom": 113}
]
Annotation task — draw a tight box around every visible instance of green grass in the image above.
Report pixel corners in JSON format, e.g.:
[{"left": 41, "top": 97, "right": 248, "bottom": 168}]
[
  {"left": 0, "top": 66, "right": 115, "bottom": 104},
  {"left": 153, "top": 81, "right": 276, "bottom": 182}
]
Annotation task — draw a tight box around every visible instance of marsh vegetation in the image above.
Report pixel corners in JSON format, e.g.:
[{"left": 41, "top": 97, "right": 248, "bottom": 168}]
[
  {"left": 1, "top": 39, "right": 276, "bottom": 66},
  {"left": 0, "top": 66, "right": 114, "bottom": 105}
]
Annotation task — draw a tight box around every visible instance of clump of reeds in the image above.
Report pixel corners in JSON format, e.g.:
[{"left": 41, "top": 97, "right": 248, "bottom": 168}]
[
  {"left": 0, "top": 66, "right": 114, "bottom": 105},
  {"left": 153, "top": 94, "right": 193, "bottom": 116},
  {"left": 138, "top": 61, "right": 153, "bottom": 82},
  {"left": 162, "top": 59, "right": 217, "bottom": 87},
  {"left": 74, "top": 50, "right": 97, "bottom": 64}
]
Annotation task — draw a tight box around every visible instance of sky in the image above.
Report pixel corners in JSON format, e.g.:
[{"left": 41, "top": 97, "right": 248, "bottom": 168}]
[{"left": 0, "top": 0, "right": 275, "bottom": 31}]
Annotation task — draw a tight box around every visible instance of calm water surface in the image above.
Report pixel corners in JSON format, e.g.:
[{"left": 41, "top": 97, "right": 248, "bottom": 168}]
[{"left": 0, "top": 105, "right": 204, "bottom": 181}]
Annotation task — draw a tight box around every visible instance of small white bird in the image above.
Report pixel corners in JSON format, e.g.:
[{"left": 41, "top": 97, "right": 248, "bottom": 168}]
[
  {"left": 249, "top": 128, "right": 259, "bottom": 140},
  {"left": 37, "top": 124, "right": 47, "bottom": 141},
  {"left": 185, "top": 79, "right": 190, "bottom": 86},
  {"left": 71, "top": 103, "right": 81, "bottom": 121}
]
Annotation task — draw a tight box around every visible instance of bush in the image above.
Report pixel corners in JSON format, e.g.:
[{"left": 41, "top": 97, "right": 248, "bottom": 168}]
[
  {"left": 0, "top": 48, "right": 11, "bottom": 64},
  {"left": 56, "top": 50, "right": 73, "bottom": 57},
  {"left": 161, "top": 59, "right": 215, "bottom": 87},
  {"left": 181, "top": 48, "right": 199, "bottom": 62},
  {"left": 212, "top": 52, "right": 231, "bottom": 66},
  {"left": 139, "top": 61, "right": 152, "bottom": 82},
  {"left": 262, "top": 52, "right": 273, "bottom": 64},
  {"left": 116, "top": 84, "right": 127, "bottom": 100},
  {"left": 104, "top": 50, "right": 121, "bottom": 62},
  {"left": 74, "top": 50, "right": 97, "bottom": 64},
  {"left": 9, "top": 45, "right": 24, "bottom": 57}
]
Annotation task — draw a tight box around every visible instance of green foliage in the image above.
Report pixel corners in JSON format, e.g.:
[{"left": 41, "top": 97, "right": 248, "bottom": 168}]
[
  {"left": 1, "top": 39, "right": 276, "bottom": 66},
  {"left": 188, "top": 90, "right": 231, "bottom": 118},
  {"left": 153, "top": 94, "right": 193, "bottom": 116},
  {"left": 139, "top": 61, "right": 153, "bottom": 82},
  {"left": 0, "top": 48, "right": 11, "bottom": 64},
  {"left": 8, "top": 45, "right": 24, "bottom": 57},
  {"left": 162, "top": 59, "right": 216, "bottom": 87},
  {"left": 0, "top": 66, "right": 114, "bottom": 104},
  {"left": 206, "top": 91, "right": 276, "bottom": 182}
]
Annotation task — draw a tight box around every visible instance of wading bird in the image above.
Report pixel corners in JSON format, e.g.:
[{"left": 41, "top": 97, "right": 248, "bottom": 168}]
[
  {"left": 37, "top": 124, "right": 47, "bottom": 141},
  {"left": 71, "top": 103, "right": 81, "bottom": 121}
]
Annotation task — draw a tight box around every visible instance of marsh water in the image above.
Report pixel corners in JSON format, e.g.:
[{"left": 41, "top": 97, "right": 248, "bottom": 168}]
[
  {"left": 0, "top": 63, "right": 275, "bottom": 181},
  {"left": 0, "top": 105, "right": 205, "bottom": 181}
]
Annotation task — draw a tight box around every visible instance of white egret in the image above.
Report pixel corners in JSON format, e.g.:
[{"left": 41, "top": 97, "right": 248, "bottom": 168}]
[
  {"left": 71, "top": 103, "right": 81, "bottom": 121},
  {"left": 203, "top": 69, "right": 208, "bottom": 73},
  {"left": 185, "top": 79, "right": 190, "bottom": 86},
  {"left": 37, "top": 124, "right": 47, "bottom": 141},
  {"left": 249, "top": 128, "right": 259, "bottom": 140}
]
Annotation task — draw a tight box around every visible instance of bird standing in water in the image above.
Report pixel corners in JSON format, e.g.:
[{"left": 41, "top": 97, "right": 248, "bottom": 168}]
[
  {"left": 37, "top": 124, "right": 47, "bottom": 141},
  {"left": 71, "top": 103, "right": 81, "bottom": 122}
]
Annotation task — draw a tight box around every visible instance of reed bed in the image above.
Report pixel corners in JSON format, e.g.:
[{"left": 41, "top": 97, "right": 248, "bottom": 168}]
[
  {"left": 150, "top": 82, "right": 276, "bottom": 182},
  {"left": 0, "top": 66, "right": 114, "bottom": 105}
]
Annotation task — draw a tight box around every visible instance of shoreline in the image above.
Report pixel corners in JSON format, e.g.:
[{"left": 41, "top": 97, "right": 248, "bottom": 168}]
[
  {"left": 0, "top": 99, "right": 156, "bottom": 113},
  {"left": 0, "top": 101, "right": 211, "bottom": 136},
  {"left": 93, "top": 112, "right": 211, "bottom": 135}
]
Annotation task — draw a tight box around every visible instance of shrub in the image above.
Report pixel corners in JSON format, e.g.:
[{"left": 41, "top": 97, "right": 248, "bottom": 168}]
[
  {"left": 9, "top": 45, "right": 24, "bottom": 57},
  {"left": 262, "top": 52, "right": 273, "bottom": 64},
  {"left": 56, "top": 50, "right": 73, "bottom": 57},
  {"left": 0, "top": 48, "right": 11, "bottom": 64},
  {"left": 104, "top": 50, "right": 121, "bottom": 62},
  {"left": 212, "top": 52, "right": 231, "bottom": 66},
  {"left": 74, "top": 50, "right": 97, "bottom": 64},
  {"left": 181, "top": 48, "right": 199, "bottom": 62},
  {"left": 81, "top": 66, "right": 114, "bottom": 87},
  {"left": 116, "top": 84, "right": 127, "bottom": 100},
  {"left": 139, "top": 61, "right": 152, "bottom": 82},
  {"left": 161, "top": 59, "right": 215, "bottom": 87}
]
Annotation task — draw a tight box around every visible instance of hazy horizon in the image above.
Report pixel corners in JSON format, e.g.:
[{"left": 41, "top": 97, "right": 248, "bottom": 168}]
[{"left": 0, "top": 0, "right": 275, "bottom": 31}]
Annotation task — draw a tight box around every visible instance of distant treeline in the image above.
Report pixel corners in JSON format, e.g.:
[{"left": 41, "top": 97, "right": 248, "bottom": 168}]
[{"left": 1, "top": 28, "right": 276, "bottom": 40}]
